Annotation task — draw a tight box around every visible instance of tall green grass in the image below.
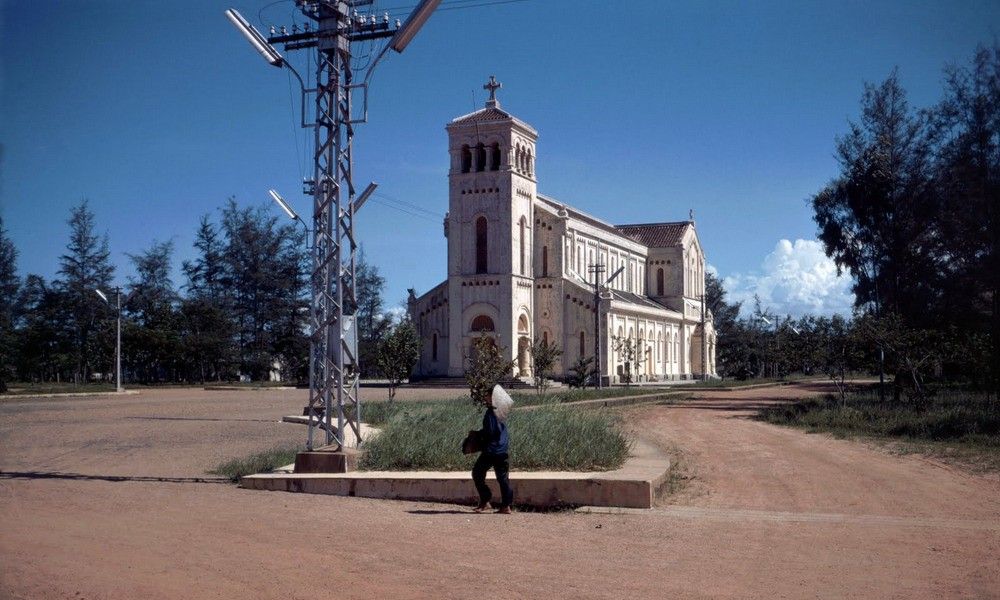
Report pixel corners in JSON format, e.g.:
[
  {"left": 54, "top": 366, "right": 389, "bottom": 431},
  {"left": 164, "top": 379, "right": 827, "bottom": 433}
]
[
  {"left": 359, "top": 402, "right": 631, "bottom": 472},
  {"left": 759, "top": 390, "right": 1000, "bottom": 447},
  {"left": 210, "top": 445, "right": 301, "bottom": 482}
]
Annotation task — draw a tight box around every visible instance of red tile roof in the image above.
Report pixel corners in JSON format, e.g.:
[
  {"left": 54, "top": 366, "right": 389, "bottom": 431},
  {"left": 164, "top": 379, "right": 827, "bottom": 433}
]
[
  {"left": 450, "top": 107, "right": 514, "bottom": 125},
  {"left": 614, "top": 222, "right": 691, "bottom": 248}
]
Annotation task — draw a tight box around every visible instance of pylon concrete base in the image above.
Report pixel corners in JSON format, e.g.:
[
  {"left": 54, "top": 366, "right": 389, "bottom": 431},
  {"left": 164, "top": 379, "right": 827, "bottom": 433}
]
[{"left": 294, "top": 446, "right": 360, "bottom": 474}]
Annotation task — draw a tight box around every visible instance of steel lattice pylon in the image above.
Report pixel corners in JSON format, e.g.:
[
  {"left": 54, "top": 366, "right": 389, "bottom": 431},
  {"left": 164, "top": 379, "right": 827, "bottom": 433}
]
[
  {"left": 271, "top": 0, "right": 397, "bottom": 451},
  {"left": 229, "top": 0, "right": 437, "bottom": 450}
]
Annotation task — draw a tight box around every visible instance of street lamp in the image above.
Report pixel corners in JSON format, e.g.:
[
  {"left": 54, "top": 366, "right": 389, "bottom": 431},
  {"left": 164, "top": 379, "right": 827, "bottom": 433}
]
[
  {"left": 390, "top": 0, "right": 441, "bottom": 53},
  {"left": 574, "top": 263, "right": 625, "bottom": 388},
  {"left": 224, "top": 9, "right": 284, "bottom": 67},
  {"left": 95, "top": 287, "right": 123, "bottom": 393}
]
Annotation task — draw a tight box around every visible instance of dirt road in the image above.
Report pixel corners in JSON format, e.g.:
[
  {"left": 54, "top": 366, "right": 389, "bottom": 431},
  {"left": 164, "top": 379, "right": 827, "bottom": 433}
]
[{"left": 1, "top": 384, "right": 998, "bottom": 599}]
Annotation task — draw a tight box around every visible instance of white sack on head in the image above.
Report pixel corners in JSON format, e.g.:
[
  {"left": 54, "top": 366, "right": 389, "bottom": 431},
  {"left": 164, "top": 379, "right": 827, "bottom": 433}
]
[{"left": 491, "top": 384, "right": 514, "bottom": 422}]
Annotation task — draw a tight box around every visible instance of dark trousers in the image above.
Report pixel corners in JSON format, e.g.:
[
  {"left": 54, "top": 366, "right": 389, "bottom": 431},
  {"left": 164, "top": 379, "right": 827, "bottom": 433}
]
[{"left": 472, "top": 452, "right": 513, "bottom": 508}]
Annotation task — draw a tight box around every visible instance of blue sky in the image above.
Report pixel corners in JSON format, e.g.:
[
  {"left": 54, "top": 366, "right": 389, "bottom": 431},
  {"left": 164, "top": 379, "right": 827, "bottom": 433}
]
[{"left": 2, "top": 0, "right": 998, "bottom": 316}]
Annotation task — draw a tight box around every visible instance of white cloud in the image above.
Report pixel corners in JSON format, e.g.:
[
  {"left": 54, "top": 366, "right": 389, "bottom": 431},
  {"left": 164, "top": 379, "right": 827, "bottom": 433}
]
[{"left": 722, "top": 239, "right": 855, "bottom": 318}]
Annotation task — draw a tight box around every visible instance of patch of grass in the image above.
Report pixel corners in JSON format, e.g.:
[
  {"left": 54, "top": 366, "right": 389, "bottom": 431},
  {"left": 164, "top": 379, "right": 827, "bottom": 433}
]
[
  {"left": 758, "top": 390, "right": 1000, "bottom": 468},
  {"left": 210, "top": 445, "right": 302, "bottom": 482},
  {"left": 359, "top": 402, "right": 631, "bottom": 472}
]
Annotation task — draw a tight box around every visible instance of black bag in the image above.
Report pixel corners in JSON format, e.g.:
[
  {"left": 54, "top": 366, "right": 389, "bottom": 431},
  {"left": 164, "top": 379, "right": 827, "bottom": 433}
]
[{"left": 461, "top": 429, "right": 484, "bottom": 455}]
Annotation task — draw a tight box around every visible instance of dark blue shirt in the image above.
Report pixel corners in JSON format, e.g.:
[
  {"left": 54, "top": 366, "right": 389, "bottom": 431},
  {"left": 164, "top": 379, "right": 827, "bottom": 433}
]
[{"left": 482, "top": 407, "right": 508, "bottom": 455}]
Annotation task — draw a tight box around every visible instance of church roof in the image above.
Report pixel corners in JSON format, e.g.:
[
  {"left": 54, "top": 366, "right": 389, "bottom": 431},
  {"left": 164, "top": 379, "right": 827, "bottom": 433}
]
[
  {"left": 448, "top": 106, "right": 538, "bottom": 134},
  {"left": 608, "top": 289, "right": 675, "bottom": 313},
  {"left": 614, "top": 222, "right": 692, "bottom": 248},
  {"left": 450, "top": 107, "right": 514, "bottom": 124}
]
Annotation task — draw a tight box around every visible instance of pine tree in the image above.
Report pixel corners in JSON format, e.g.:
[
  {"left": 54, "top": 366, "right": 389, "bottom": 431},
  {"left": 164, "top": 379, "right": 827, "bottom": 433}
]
[
  {"left": 57, "top": 200, "right": 114, "bottom": 382},
  {"left": 182, "top": 215, "right": 236, "bottom": 382},
  {"left": 0, "top": 216, "right": 20, "bottom": 391},
  {"left": 126, "top": 240, "right": 180, "bottom": 383}
]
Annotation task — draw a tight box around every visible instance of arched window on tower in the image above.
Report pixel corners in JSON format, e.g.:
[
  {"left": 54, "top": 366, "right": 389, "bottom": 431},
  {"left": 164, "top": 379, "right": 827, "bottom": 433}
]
[
  {"left": 475, "top": 216, "right": 488, "bottom": 274},
  {"left": 579, "top": 331, "right": 586, "bottom": 359},
  {"left": 542, "top": 245, "right": 549, "bottom": 277},
  {"left": 432, "top": 333, "right": 438, "bottom": 361},
  {"left": 461, "top": 145, "right": 471, "bottom": 173},
  {"left": 470, "top": 315, "right": 495, "bottom": 332},
  {"left": 519, "top": 217, "right": 527, "bottom": 276},
  {"left": 526, "top": 149, "right": 533, "bottom": 176},
  {"left": 490, "top": 142, "right": 501, "bottom": 171},
  {"left": 515, "top": 145, "right": 522, "bottom": 173},
  {"left": 656, "top": 268, "right": 664, "bottom": 296},
  {"left": 475, "top": 143, "right": 486, "bottom": 172}
]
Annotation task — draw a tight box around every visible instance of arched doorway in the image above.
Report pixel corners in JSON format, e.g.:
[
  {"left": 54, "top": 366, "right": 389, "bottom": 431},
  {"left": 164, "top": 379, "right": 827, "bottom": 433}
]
[{"left": 516, "top": 314, "right": 531, "bottom": 377}]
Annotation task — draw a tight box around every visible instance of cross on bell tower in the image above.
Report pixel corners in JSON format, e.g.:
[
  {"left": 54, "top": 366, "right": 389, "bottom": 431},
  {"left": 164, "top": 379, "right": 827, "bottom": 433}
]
[{"left": 484, "top": 75, "right": 502, "bottom": 108}]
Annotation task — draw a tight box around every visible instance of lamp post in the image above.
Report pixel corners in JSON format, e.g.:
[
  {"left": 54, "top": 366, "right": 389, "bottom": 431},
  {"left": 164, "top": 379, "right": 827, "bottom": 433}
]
[
  {"left": 227, "top": 0, "right": 440, "bottom": 451},
  {"left": 95, "top": 287, "right": 122, "bottom": 393}
]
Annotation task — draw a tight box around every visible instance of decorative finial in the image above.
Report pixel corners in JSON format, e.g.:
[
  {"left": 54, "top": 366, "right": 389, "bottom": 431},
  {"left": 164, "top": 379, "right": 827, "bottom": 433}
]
[
  {"left": 689, "top": 208, "right": 695, "bottom": 222},
  {"left": 484, "top": 75, "right": 502, "bottom": 108}
]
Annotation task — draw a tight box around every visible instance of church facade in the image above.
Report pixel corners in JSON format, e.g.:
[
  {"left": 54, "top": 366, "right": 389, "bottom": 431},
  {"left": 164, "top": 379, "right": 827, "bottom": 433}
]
[{"left": 408, "top": 80, "right": 717, "bottom": 383}]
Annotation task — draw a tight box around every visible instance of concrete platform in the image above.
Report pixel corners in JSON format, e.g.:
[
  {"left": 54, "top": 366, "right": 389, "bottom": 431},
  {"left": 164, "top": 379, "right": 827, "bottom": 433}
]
[{"left": 240, "top": 437, "right": 670, "bottom": 509}]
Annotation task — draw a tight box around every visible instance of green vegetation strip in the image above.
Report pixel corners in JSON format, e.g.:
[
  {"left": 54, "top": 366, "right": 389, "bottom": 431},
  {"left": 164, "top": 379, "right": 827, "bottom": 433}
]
[
  {"left": 359, "top": 401, "right": 631, "bottom": 472},
  {"left": 758, "top": 390, "right": 1000, "bottom": 465},
  {"left": 210, "top": 445, "right": 301, "bottom": 482}
]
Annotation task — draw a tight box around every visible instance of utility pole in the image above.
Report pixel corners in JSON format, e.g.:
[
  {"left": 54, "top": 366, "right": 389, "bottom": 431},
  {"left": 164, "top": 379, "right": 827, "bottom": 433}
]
[
  {"left": 587, "top": 263, "right": 606, "bottom": 388},
  {"left": 115, "top": 288, "right": 122, "bottom": 393},
  {"left": 227, "top": 0, "right": 440, "bottom": 451}
]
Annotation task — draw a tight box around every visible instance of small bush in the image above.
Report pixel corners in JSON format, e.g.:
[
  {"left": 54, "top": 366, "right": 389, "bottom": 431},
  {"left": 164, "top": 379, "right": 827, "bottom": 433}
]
[
  {"left": 210, "top": 445, "right": 301, "bottom": 482},
  {"left": 359, "top": 402, "right": 631, "bottom": 472}
]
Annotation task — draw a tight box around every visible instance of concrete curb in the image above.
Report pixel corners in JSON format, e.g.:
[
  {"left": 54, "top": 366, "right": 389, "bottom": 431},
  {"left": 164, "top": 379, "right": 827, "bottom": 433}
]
[{"left": 240, "top": 436, "right": 670, "bottom": 509}]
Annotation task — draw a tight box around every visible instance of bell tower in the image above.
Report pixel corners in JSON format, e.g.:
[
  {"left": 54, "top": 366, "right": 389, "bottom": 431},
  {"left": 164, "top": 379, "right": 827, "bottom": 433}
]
[{"left": 443, "top": 77, "right": 539, "bottom": 376}]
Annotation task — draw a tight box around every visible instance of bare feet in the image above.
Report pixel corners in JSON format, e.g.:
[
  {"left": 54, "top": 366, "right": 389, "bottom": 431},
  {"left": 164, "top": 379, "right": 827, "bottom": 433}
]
[
  {"left": 496, "top": 506, "right": 512, "bottom": 515},
  {"left": 473, "top": 502, "right": 491, "bottom": 513}
]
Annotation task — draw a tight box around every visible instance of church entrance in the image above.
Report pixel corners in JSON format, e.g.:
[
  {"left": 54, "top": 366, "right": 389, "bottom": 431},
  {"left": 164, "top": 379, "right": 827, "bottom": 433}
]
[{"left": 516, "top": 314, "right": 531, "bottom": 377}]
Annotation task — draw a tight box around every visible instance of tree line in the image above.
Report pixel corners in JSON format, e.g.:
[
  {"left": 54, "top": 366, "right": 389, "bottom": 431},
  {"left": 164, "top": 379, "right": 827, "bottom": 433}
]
[
  {"left": 0, "top": 199, "right": 407, "bottom": 390},
  {"left": 711, "top": 44, "right": 999, "bottom": 396}
]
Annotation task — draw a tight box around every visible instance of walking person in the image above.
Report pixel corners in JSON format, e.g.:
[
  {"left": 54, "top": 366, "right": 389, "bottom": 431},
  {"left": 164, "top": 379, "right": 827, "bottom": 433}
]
[{"left": 472, "top": 384, "right": 514, "bottom": 514}]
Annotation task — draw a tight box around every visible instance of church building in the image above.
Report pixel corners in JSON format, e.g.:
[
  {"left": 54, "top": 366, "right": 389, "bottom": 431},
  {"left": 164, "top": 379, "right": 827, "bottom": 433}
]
[{"left": 408, "top": 78, "right": 717, "bottom": 383}]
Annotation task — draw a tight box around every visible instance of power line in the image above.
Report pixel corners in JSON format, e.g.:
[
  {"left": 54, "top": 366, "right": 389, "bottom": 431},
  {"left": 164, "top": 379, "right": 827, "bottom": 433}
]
[{"left": 373, "top": 191, "right": 443, "bottom": 218}]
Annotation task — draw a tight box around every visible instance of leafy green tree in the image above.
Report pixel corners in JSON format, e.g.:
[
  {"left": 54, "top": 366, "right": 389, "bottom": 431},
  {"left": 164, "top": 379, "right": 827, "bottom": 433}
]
[
  {"left": 124, "top": 241, "right": 180, "bottom": 383},
  {"left": 0, "top": 216, "right": 19, "bottom": 391},
  {"left": 355, "top": 250, "right": 392, "bottom": 376},
  {"left": 705, "top": 271, "right": 743, "bottom": 378},
  {"left": 813, "top": 315, "right": 864, "bottom": 400},
  {"left": 812, "top": 71, "right": 938, "bottom": 325},
  {"left": 375, "top": 318, "right": 421, "bottom": 400},
  {"left": 182, "top": 216, "right": 236, "bottom": 382},
  {"left": 530, "top": 337, "right": 563, "bottom": 394},
  {"left": 611, "top": 336, "right": 643, "bottom": 386},
  {"left": 933, "top": 43, "right": 1000, "bottom": 389},
  {"left": 567, "top": 356, "right": 596, "bottom": 388},
  {"left": 14, "top": 275, "right": 74, "bottom": 382},
  {"left": 57, "top": 200, "right": 115, "bottom": 382},
  {"left": 218, "top": 199, "right": 307, "bottom": 381},
  {"left": 465, "top": 334, "right": 514, "bottom": 405}
]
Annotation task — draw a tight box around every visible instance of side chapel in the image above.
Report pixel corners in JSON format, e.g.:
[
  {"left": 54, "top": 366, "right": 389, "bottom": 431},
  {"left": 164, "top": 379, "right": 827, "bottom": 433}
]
[{"left": 408, "top": 77, "right": 717, "bottom": 383}]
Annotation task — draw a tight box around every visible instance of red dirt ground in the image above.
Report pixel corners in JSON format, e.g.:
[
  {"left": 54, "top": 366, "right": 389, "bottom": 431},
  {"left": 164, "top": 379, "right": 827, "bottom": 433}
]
[{"left": 1, "top": 383, "right": 998, "bottom": 599}]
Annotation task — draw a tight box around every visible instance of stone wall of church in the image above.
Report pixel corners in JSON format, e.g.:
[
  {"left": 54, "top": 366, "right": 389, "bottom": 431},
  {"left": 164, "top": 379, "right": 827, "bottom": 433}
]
[{"left": 410, "top": 281, "right": 449, "bottom": 376}]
